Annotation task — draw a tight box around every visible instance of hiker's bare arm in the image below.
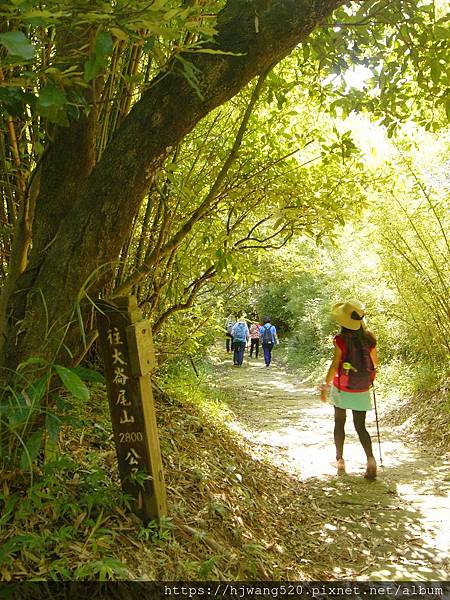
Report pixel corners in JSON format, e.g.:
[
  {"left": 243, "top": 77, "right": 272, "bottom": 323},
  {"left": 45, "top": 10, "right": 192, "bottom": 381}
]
[
  {"left": 370, "top": 347, "right": 379, "bottom": 369},
  {"left": 325, "top": 346, "right": 342, "bottom": 386},
  {"left": 319, "top": 346, "right": 341, "bottom": 402}
]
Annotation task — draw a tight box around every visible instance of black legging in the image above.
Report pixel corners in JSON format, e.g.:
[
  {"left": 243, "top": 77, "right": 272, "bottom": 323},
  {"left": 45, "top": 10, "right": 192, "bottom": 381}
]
[
  {"left": 334, "top": 407, "right": 374, "bottom": 460},
  {"left": 249, "top": 338, "right": 259, "bottom": 358}
]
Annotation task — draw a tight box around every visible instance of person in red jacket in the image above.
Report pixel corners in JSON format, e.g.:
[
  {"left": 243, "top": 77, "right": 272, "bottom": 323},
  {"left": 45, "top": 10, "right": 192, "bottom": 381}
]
[
  {"left": 321, "top": 300, "right": 379, "bottom": 479},
  {"left": 249, "top": 321, "right": 261, "bottom": 358}
]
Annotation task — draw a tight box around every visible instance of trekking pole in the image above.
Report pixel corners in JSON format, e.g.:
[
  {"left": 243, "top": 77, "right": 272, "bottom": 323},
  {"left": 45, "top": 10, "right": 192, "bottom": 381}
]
[{"left": 372, "top": 384, "right": 383, "bottom": 466}]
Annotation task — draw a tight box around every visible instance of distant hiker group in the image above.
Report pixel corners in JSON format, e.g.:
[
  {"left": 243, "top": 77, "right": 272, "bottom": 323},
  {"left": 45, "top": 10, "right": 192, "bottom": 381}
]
[{"left": 225, "top": 315, "right": 279, "bottom": 368}]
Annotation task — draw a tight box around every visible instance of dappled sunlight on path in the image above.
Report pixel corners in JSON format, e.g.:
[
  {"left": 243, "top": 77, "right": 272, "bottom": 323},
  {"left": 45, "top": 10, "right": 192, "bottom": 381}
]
[{"left": 208, "top": 348, "right": 450, "bottom": 580}]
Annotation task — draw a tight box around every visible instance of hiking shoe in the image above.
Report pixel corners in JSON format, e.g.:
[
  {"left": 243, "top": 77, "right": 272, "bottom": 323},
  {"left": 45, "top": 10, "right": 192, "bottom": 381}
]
[
  {"left": 364, "top": 457, "right": 377, "bottom": 480},
  {"left": 336, "top": 458, "right": 346, "bottom": 474}
]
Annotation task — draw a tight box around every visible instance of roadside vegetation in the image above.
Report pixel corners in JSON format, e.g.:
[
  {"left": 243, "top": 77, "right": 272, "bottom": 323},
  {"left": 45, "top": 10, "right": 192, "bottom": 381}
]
[{"left": 3, "top": 364, "right": 448, "bottom": 582}]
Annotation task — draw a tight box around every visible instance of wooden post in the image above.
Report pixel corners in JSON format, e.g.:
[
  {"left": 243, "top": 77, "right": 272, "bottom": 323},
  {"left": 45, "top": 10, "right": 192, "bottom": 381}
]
[{"left": 96, "top": 296, "right": 167, "bottom": 522}]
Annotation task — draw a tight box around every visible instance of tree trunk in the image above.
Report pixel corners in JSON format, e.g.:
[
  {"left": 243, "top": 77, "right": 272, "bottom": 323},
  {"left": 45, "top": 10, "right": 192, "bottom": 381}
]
[{"left": 0, "top": 0, "right": 344, "bottom": 373}]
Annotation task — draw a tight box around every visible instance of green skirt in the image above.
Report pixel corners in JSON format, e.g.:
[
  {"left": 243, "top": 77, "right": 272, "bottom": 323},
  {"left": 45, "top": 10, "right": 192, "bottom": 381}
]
[{"left": 330, "top": 384, "right": 372, "bottom": 411}]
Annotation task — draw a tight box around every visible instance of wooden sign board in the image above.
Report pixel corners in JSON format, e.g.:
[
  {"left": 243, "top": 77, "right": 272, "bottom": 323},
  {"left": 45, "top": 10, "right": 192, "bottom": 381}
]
[
  {"left": 127, "top": 320, "right": 156, "bottom": 377},
  {"left": 96, "top": 296, "right": 167, "bottom": 523}
]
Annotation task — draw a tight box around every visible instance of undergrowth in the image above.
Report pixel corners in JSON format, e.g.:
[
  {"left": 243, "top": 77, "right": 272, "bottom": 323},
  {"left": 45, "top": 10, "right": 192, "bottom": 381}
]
[
  {"left": 1, "top": 356, "right": 448, "bottom": 583},
  {"left": 0, "top": 363, "right": 317, "bottom": 581}
]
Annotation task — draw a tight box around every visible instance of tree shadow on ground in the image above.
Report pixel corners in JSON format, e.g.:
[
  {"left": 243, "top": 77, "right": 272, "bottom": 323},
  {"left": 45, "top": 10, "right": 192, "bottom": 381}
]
[
  {"left": 297, "top": 461, "right": 449, "bottom": 580},
  {"left": 209, "top": 350, "right": 449, "bottom": 581}
]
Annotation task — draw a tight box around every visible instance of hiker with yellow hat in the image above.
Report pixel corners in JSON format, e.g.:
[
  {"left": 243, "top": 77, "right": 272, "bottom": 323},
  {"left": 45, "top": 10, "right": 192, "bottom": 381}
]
[{"left": 320, "top": 300, "right": 379, "bottom": 479}]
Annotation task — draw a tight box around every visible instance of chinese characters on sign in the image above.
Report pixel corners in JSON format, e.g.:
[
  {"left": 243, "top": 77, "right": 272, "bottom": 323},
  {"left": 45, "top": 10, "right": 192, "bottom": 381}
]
[
  {"left": 97, "top": 296, "right": 167, "bottom": 522},
  {"left": 108, "top": 329, "right": 135, "bottom": 431}
]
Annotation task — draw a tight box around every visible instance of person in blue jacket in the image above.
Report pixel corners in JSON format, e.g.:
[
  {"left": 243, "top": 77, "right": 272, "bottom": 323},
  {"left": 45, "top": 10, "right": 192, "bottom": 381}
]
[
  {"left": 259, "top": 317, "right": 278, "bottom": 367},
  {"left": 231, "top": 317, "right": 249, "bottom": 366}
]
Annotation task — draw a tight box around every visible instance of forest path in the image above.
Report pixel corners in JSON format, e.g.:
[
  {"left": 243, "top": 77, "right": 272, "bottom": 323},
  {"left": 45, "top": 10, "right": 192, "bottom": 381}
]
[{"left": 209, "top": 348, "right": 449, "bottom": 580}]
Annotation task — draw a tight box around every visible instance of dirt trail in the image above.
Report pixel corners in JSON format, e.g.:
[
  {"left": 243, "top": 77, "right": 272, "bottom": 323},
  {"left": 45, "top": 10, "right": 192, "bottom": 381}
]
[{"left": 209, "top": 350, "right": 449, "bottom": 580}]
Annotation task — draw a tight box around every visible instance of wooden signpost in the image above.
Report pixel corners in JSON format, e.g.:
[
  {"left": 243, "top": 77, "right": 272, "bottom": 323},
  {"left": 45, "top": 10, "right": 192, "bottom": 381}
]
[{"left": 96, "top": 296, "right": 167, "bottom": 523}]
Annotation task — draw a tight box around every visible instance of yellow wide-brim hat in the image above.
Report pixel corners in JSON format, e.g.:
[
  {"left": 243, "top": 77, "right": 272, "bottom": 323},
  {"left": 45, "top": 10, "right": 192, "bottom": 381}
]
[{"left": 331, "top": 300, "right": 366, "bottom": 330}]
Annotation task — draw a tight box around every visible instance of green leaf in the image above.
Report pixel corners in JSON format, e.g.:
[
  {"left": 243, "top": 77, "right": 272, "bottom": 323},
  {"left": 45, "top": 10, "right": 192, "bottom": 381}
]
[
  {"left": 183, "top": 48, "right": 244, "bottom": 56},
  {"left": 7, "top": 406, "right": 30, "bottom": 428},
  {"left": 46, "top": 412, "right": 61, "bottom": 446},
  {"left": 198, "top": 556, "right": 216, "bottom": 578},
  {"left": 55, "top": 394, "right": 70, "bottom": 413},
  {"left": 445, "top": 97, "right": 450, "bottom": 122},
  {"left": 17, "top": 356, "right": 48, "bottom": 372},
  {"left": 23, "top": 9, "right": 70, "bottom": 26},
  {"left": 54, "top": 365, "right": 90, "bottom": 401},
  {"left": 0, "top": 31, "right": 35, "bottom": 60},
  {"left": 37, "top": 84, "right": 67, "bottom": 109},
  {"left": 111, "top": 27, "right": 128, "bottom": 42},
  {"left": 430, "top": 59, "right": 441, "bottom": 85},
  {"left": 36, "top": 85, "right": 69, "bottom": 125},
  {"left": 71, "top": 366, "right": 105, "bottom": 384},
  {"left": 25, "top": 373, "right": 50, "bottom": 404},
  {"left": 0, "top": 87, "right": 29, "bottom": 117},
  {"left": 434, "top": 26, "right": 450, "bottom": 40},
  {"left": 19, "top": 430, "right": 42, "bottom": 471},
  {"left": 95, "top": 31, "right": 113, "bottom": 58},
  {"left": 211, "top": 502, "right": 228, "bottom": 517},
  {"left": 175, "top": 55, "right": 204, "bottom": 100},
  {"left": 84, "top": 55, "right": 99, "bottom": 82},
  {"left": 84, "top": 31, "right": 113, "bottom": 82}
]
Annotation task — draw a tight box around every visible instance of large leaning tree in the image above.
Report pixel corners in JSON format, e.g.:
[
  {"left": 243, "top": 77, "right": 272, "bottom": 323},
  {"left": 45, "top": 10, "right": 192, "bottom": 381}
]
[{"left": 0, "top": 0, "right": 447, "bottom": 374}]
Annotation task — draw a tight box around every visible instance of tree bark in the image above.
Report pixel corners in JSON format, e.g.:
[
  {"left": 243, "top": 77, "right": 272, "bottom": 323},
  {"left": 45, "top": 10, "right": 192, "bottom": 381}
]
[{"left": 0, "top": 0, "right": 344, "bottom": 372}]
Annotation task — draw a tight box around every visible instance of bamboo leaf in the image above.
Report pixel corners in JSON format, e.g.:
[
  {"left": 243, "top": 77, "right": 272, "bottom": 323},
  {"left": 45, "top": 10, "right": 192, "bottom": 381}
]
[
  {"left": 0, "top": 31, "right": 35, "bottom": 60},
  {"left": 71, "top": 366, "right": 105, "bottom": 384},
  {"left": 430, "top": 59, "right": 442, "bottom": 84},
  {"left": 19, "top": 430, "right": 42, "bottom": 471},
  {"left": 36, "top": 86, "right": 69, "bottom": 125},
  {"left": 95, "top": 31, "right": 113, "bottom": 59},
  {"left": 84, "top": 55, "right": 99, "bottom": 82},
  {"left": 54, "top": 366, "right": 90, "bottom": 401},
  {"left": 17, "top": 357, "right": 48, "bottom": 372},
  {"left": 37, "top": 85, "right": 67, "bottom": 109},
  {"left": 45, "top": 412, "right": 61, "bottom": 446},
  {"left": 25, "top": 373, "right": 50, "bottom": 405},
  {"left": 183, "top": 48, "right": 245, "bottom": 56}
]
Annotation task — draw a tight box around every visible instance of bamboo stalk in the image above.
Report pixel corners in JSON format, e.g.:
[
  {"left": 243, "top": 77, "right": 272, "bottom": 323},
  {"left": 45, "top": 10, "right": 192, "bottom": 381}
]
[
  {"left": 402, "top": 157, "right": 450, "bottom": 257},
  {"left": 391, "top": 191, "right": 450, "bottom": 298}
]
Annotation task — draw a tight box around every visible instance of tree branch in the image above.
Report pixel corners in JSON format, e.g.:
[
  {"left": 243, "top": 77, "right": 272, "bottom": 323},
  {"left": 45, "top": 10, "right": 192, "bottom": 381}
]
[
  {"left": 115, "top": 68, "right": 270, "bottom": 295},
  {"left": 152, "top": 266, "right": 216, "bottom": 333}
]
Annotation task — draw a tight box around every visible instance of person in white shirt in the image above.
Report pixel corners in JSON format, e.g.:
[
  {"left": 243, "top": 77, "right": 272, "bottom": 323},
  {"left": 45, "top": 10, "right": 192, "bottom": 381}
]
[{"left": 225, "top": 314, "right": 236, "bottom": 353}]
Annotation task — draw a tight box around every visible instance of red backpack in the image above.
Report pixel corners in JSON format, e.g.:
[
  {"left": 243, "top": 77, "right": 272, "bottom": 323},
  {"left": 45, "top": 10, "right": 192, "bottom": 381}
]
[{"left": 338, "top": 332, "right": 375, "bottom": 391}]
